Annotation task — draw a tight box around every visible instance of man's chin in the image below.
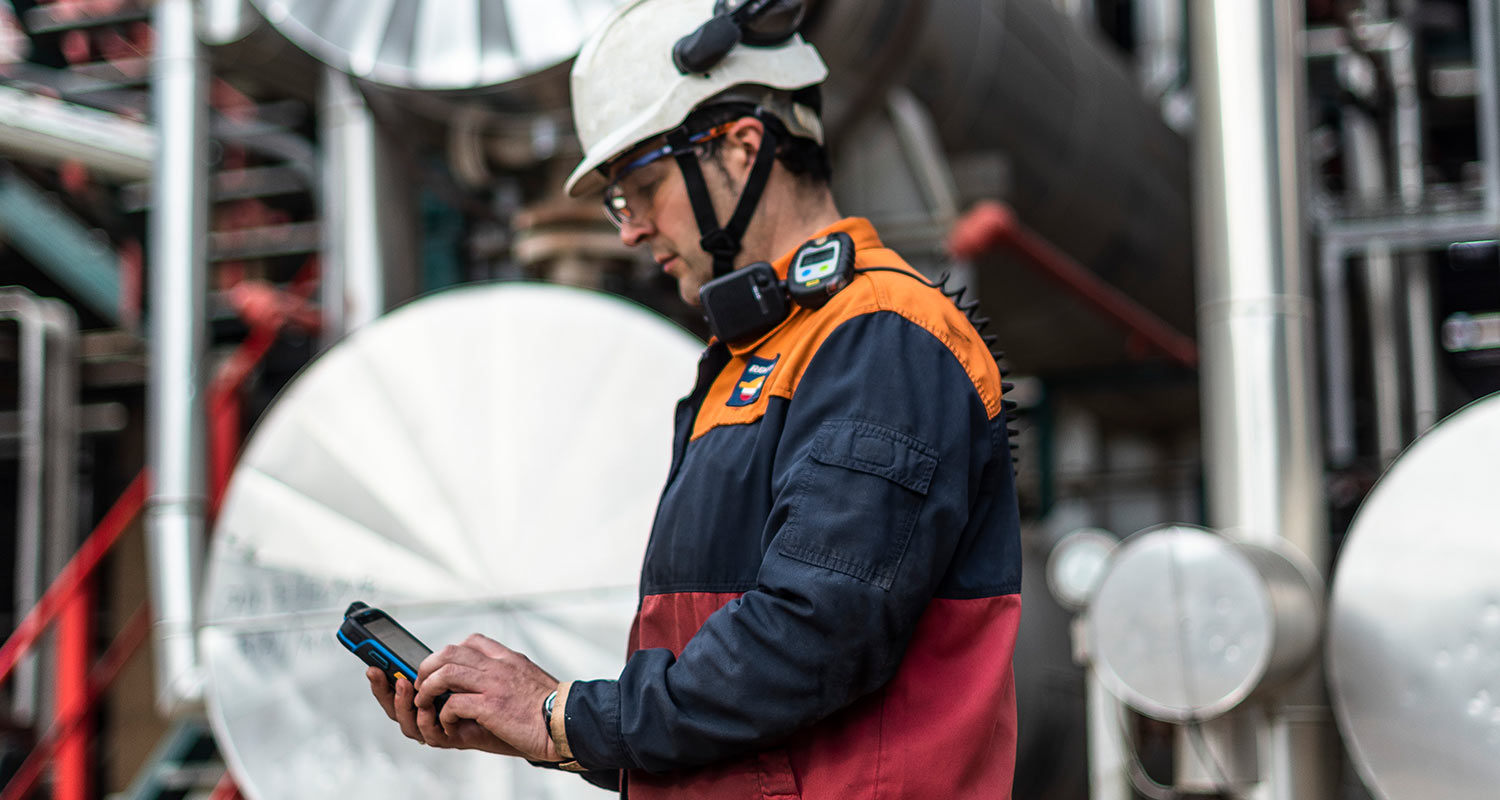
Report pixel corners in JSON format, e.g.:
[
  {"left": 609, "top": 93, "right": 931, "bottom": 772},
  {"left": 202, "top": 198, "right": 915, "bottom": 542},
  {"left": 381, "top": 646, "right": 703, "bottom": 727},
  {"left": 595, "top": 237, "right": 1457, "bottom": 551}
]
[{"left": 677, "top": 281, "right": 704, "bottom": 309}]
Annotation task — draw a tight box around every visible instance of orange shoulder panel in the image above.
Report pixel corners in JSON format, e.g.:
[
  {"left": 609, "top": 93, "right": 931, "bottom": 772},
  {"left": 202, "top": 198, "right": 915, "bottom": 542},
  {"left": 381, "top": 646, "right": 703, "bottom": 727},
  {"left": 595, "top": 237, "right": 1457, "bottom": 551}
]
[{"left": 690, "top": 247, "right": 1005, "bottom": 441}]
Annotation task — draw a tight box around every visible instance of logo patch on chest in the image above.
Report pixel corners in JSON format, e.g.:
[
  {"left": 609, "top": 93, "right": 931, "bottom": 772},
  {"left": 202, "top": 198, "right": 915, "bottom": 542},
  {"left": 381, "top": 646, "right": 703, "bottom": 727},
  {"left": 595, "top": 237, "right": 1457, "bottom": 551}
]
[{"left": 727, "top": 354, "right": 780, "bottom": 407}]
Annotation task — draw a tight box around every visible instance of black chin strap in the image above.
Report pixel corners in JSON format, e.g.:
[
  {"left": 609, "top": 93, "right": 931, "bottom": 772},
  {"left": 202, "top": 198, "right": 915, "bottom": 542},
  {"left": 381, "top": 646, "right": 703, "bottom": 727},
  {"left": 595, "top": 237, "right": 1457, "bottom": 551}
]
[{"left": 668, "top": 113, "right": 780, "bottom": 278}]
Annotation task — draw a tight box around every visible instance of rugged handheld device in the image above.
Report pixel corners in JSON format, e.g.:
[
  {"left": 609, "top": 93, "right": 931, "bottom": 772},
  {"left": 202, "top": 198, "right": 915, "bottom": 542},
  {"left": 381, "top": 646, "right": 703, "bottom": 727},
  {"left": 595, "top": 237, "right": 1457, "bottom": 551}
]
[{"left": 338, "top": 601, "right": 449, "bottom": 713}]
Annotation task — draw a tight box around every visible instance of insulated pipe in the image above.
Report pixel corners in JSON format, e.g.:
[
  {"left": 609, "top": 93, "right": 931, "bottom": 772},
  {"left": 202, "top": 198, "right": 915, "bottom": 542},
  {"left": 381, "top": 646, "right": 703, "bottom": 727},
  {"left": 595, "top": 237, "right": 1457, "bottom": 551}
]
[
  {"left": 807, "top": 0, "right": 1195, "bottom": 337},
  {"left": 0, "top": 84, "right": 154, "bottom": 182},
  {"left": 1191, "top": 0, "right": 1334, "bottom": 798},
  {"left": 319, "top": 68, "right": 419, "bottom": 343},
  {"left": 146, "top": 0, "right": 209, "bottom": 715}
]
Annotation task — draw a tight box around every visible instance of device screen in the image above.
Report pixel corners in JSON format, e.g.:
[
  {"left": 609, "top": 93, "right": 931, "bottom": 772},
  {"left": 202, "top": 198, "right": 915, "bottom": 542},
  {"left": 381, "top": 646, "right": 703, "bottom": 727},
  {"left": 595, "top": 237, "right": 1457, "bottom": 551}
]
[
  {"left": 364, "top": 616, "right": 433, "bottom": 669},
  {"left": 794, "top": 244, "right": 839, "bottom": 282}
]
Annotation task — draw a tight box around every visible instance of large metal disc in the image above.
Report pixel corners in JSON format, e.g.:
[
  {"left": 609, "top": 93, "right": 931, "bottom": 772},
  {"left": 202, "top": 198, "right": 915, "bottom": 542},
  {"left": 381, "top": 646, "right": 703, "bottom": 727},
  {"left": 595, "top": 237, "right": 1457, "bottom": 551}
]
[
  {"left": 1328, "top": 393, "right": 1500, "bottom": 800},
  {"left": 200, "top": 283, "right": 702, "bottom": 800},
  {"left": 248, "top": 0, "right": 625, "bottom": 91}
]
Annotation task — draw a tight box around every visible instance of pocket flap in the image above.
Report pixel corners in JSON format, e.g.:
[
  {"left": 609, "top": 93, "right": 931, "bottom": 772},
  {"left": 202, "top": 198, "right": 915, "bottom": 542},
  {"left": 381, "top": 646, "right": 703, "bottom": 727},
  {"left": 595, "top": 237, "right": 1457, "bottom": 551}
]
[{"left": 809, "top": 419, "right": 937, "bottom": 496}]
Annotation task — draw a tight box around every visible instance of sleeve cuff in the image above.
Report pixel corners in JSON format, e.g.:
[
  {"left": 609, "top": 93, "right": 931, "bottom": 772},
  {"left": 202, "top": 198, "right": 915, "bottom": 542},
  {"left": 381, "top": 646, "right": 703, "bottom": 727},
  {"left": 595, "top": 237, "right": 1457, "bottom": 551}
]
[
  {"left": 558, "top": 676, "right": 627, "bottom": 769},
  {"left": 549, "top": 681, "right": 584, "bottom": 769}
]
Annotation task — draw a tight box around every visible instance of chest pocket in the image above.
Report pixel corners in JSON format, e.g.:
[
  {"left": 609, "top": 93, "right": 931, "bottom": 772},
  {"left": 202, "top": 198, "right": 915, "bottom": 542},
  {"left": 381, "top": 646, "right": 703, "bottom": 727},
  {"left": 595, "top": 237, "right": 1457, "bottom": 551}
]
[{"left": 775, "top": 419, "right": 938, "bottom": 591}]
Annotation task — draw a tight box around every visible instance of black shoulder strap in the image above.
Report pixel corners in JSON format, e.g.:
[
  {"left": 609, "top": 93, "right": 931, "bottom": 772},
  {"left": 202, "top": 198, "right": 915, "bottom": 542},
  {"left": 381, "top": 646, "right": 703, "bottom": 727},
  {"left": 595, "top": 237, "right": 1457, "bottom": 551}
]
[{"left": 667, "top": 114, "right": 780, "bottom": 278}]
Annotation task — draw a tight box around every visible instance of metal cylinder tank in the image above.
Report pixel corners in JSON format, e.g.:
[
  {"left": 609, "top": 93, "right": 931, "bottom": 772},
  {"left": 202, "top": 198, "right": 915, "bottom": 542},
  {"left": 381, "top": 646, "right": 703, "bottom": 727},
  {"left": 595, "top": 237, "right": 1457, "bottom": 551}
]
[{"left": 805, "top": 0, "right": 1194, "bottom": 373}]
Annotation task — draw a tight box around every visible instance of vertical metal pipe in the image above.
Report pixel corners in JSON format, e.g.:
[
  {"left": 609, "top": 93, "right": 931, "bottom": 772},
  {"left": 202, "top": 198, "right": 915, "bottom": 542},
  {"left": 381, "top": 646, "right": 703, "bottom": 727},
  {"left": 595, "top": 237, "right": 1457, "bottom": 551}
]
[
  {"left": 1086, "top": 666, "right": 1132, "bottom": 800},
  {"left": 1319, "top": 239, "right": 1356, "bottom": 467},
  {"left": 1191, "top": 0, "right": 1334, "bottom": 797},
  {"left": 146, "top": 0, "right": 209, "bottom": 715},
  {"left": 1389, "top": 24, "right": 1423, "bottom": 212},
  {"left": 39, "top": 299, "right": 78, "bottom": 744},
  {"left": 1134, "top": 0, "right": 1185, "bottom": 98},
  {"left": 1405, "top": 262, "right": 1440, "bottom": 433},
  {"left": 320, "top": 68, "right": 389, "bottom": 341},
  {"left": 1473, "top": 0, "right": 1500, "bottom": 219},
  {"left": 1362, "top": 244, "right": 1404, "bottom": 465},
  {"left": 0, "top": 292, "right": 78, "bottom": 729},
  {"left": 0, "top": 292, "right": 46, "bottom": 726},
  {"left": 1342, "top": 101, "right": 1405, "bottom": 465},
  {"left": 1388, "top": 21, "right": 1440, "bottom": 438}
]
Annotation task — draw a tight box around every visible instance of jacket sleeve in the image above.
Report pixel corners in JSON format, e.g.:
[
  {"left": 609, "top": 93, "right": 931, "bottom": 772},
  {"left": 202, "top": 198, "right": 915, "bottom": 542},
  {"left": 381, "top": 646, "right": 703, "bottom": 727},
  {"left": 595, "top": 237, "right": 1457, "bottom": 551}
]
[{"left": 560, "top": 311, "right": 1005, "bottom": 773}]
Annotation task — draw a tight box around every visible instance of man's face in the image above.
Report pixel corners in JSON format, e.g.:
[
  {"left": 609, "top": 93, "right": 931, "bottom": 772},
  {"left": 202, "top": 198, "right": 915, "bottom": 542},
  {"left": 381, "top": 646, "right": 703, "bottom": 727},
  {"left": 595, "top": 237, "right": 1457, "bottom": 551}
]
[{"left": 607, "top": 136, "right": 740, "bottom": 308}]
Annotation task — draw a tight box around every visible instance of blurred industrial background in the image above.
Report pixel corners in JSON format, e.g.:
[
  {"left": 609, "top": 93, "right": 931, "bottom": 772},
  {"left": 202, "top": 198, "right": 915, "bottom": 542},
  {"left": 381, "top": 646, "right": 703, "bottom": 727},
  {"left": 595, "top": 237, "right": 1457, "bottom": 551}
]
[{"left": 0, "top": 0, "right": 1497, "bottom": 798}]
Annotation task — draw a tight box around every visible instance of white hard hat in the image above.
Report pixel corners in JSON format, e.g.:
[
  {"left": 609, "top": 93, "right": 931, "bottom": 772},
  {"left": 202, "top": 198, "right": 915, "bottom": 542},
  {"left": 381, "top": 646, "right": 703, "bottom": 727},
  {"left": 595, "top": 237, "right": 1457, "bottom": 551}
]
[{"left": 565, "top": 0, "right": 829, "bottom": 198}]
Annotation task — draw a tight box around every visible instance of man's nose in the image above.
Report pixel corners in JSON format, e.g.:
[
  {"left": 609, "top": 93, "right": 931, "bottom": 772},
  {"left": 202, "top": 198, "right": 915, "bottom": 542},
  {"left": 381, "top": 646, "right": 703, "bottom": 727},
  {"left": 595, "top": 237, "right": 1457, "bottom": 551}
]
[{"left": 618, "top": 215, "right": 654, "bottom": 247}]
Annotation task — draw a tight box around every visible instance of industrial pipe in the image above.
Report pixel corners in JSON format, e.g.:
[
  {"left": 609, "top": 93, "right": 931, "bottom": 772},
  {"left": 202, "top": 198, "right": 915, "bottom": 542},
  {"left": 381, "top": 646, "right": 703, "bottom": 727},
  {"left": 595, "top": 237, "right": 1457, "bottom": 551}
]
[
  {"left": 0, "top": 290, "right": 48, "bottom": 727},
  {"left": 318, "top": 68, "right": 419, "bottom": 344},
  {"left": 146, "top": 0, "right": 209, "bottom": 716},
  {"left": 948, "top": 200, "right": 1199, "bottom": 369},
  {"left": 0, "top": 289, "right": 78, "bottom": 735},
  {"left": 1318, "top": 0, "right": 1500, "bottom": 465},
  {"left": 1191, "top": 0, "right": 1335, "bottom": 797},
  {"left": 0, "top": 84, "right": 154, "bottom": 182}
]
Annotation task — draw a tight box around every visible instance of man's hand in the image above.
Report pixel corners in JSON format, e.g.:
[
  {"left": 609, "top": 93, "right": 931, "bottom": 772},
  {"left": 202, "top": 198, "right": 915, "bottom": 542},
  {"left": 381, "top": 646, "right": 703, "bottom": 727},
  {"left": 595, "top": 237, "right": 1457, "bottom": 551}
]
[
  {"left": 412, "top": 634, "right": 564, "bottom": 763},
  {"left": 365, "top": 666, "right": 524, "bottom": 757}
]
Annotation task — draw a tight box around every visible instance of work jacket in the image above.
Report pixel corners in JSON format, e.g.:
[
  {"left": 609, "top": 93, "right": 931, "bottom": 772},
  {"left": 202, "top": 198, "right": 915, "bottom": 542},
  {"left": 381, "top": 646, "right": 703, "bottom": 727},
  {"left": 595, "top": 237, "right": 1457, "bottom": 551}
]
[{"left": 560, "top": 218, "right": 1022, "bottom": 798}]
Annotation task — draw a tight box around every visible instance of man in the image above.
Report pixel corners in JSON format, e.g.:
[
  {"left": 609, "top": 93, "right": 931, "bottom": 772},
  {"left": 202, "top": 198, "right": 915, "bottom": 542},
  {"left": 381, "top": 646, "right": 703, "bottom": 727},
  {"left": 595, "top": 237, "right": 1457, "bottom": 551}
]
[{"left": 368, "top": 0, "right": 1022, "bottom": 796}]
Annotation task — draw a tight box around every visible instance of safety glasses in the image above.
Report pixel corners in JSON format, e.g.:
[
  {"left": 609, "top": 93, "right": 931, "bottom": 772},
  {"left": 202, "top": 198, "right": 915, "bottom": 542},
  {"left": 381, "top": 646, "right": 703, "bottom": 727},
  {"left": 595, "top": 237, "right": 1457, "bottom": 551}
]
[{"left": 602, "top": 123, "right": 735, "bottom": 227}]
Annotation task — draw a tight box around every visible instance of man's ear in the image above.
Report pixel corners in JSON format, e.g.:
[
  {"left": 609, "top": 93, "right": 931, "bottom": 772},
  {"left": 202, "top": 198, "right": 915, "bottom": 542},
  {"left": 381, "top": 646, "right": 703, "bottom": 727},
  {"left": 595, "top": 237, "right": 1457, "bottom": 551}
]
[{"left": 722, "top": 117, "right": 766, "bottom": 177}]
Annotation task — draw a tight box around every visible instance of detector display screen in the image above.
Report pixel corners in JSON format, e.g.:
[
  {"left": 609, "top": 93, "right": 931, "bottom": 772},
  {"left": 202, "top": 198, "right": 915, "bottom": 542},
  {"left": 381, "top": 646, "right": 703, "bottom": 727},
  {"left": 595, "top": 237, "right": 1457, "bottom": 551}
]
[
  {"left": 794, "top": 244, "right": 840, "bottom": 283},
  {"left": 364, "top": 616, "right": 432, "bottom": 670}
]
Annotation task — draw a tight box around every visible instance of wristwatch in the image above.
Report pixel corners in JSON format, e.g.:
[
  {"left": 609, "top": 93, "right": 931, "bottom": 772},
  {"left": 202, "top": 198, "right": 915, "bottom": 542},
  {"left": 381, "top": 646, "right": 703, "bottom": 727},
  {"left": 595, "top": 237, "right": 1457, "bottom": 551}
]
[{"left": 542, "top": 686, "right": 586, "bottom": 772}]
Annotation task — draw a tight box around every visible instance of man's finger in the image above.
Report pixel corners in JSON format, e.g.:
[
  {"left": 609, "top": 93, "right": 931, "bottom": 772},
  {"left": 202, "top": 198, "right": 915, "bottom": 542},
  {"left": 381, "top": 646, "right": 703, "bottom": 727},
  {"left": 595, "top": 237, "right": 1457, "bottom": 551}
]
[
  {"left": 393, "top": 677, "right": 425, "bottom": 745},
  {"left": 416, "top": 700, "right": 450, "bottom": 747},
  {"left": 461, "top": 632, "right": 511, "bottom": 659},
  {"left": 416, "top": 643, "right": 488, "bottom": 690},
  {"left": 415, "top": 663, "right": 482, "bottom": 708},
  {"left": 439, "top": 694, "right": 525, "bottom": 758},
  {"left": 367, "top": 667, "right": 396, "bottom": 721}
]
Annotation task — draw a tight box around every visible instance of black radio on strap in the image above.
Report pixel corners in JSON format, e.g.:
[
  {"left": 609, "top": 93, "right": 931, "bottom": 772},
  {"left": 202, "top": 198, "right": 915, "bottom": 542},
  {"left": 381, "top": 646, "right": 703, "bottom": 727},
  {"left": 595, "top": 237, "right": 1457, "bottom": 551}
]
[{"left": 668, "top": 111, "right": 780, "bottom": 278}]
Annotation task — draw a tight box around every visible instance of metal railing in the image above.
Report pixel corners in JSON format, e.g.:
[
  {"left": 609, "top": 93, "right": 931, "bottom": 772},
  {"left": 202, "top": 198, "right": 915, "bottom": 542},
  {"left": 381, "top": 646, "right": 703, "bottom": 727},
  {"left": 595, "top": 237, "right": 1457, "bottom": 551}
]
[{"left": 0, "top": 264, "right": 319, "bottom": 800}]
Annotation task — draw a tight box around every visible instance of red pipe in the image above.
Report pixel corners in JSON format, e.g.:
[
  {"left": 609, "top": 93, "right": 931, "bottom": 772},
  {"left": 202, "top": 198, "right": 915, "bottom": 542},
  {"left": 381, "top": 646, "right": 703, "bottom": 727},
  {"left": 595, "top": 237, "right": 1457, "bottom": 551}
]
[
  {"left": 0, "top": 603, "right": 151, "bottom": 800},
  {"left": 0, "top": 472, "right": 148, "bottom": 686},
  {"left": 209, "top": 771, "right": 243, "bottom": 800},
  {"left": 210, "top": 257, "right": 320, "bottom": 517},
  {"left": 948, "top": 200, "right": 1200, "bottom": 369},
  {"left": 55, "top": 581, "right": 94, "bottom": 800}
]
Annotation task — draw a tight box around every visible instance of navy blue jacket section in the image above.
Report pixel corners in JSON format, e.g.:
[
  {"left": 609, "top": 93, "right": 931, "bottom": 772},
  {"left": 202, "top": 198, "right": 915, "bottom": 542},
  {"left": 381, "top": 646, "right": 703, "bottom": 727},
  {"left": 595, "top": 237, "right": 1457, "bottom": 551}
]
[{"left": 564, "top": 308, "right": 1020, "bottom": 774}]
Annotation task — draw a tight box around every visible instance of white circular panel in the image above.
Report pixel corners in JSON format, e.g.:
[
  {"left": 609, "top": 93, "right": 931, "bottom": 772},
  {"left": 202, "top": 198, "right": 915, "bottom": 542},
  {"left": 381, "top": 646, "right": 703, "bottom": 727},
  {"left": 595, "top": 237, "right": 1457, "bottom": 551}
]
[
  {"left": 1046, "top": 527, "right": 1118, "bottom": 612},
  {"left": 1088, "top": 525, "right": 1275, "bottom": 721},
  {"left": 1329, "top": 393, "right": 1500, "bottom": 800},
  {"left": 201, "top": 283, "right": 703, "bottom": 800},
  {"left": 248, "top": 0, "right": 627, "bottom": 91}
]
